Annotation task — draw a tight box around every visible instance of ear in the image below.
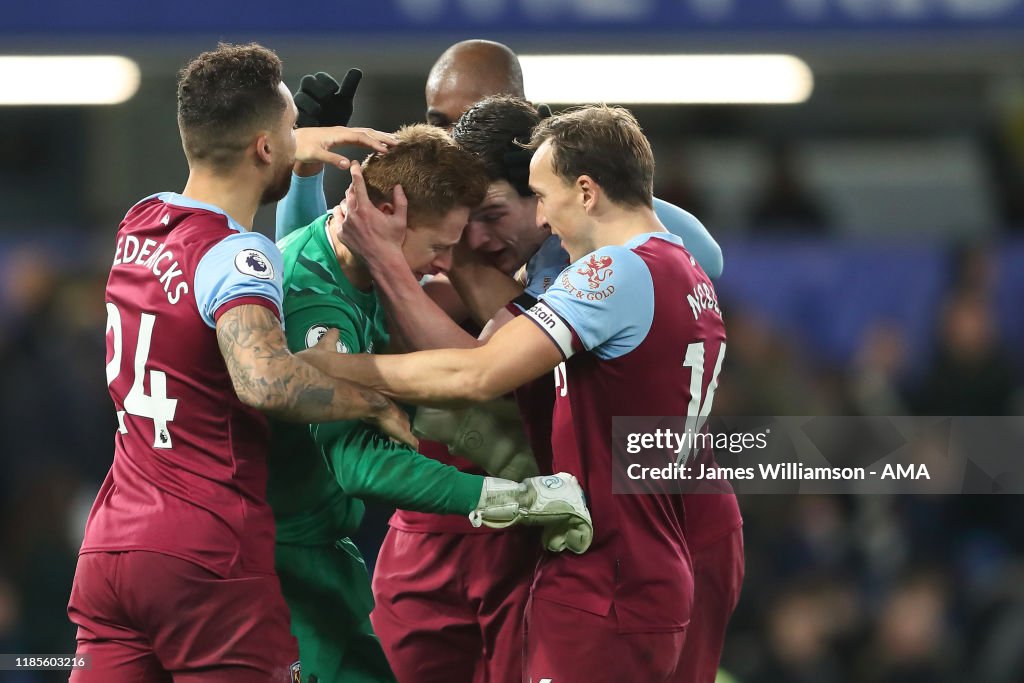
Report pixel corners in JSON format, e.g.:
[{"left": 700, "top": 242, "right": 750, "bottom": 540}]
[
  {"left": 377, "top": 202, "right": 395, "bottom": 216},
  {"left": 577, "top": 175, "right": 598, "bottom": 213},
  {"left": 255, "top": 133, "right": 272, "bottom": 166}
]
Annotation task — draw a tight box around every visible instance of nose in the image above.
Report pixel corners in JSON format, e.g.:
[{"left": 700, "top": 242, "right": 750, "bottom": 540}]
[
  {"left": 464, "top": 223, "right": 493, "bottom": 252},
  {"left": 535, "top": 203, "right": 548, "bottom": 230},
  {"left": 432, "top": 250, "right": 453, "bottom": 275}
]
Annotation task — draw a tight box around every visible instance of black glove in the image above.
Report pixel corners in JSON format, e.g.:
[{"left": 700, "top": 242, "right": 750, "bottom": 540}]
[{"left": 293, "top": 68, "right": 363, "bottom": 128}]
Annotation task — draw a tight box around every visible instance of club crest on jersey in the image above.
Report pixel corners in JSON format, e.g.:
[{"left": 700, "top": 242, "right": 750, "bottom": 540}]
[
  {"left": 305, "top": 324, "right": 348, "bottom": 353},
  {"left": 289, "top": 660, "right": 301, "bottom": 683},
  {"left": 235, "top": 249, "right": 274, "bottom": 280},
  {"left": 576, "top": 254, "right": 613, "bottom": 289}
]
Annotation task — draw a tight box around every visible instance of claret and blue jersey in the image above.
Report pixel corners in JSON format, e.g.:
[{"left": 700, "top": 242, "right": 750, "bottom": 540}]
[
  {"left": 522, "top": 232, "right": 728, "bottom": 633},
  {"left": 86, "top": 191, "right": 286, "bottom": 578}
]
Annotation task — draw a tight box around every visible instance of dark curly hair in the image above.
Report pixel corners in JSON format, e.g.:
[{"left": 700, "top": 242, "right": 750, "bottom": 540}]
[
  {"left": 177, "top": 43, "right": 287, "bottom": 170},
  {"left": 451, "top": 95, "right": 541, "bottom": 197}
]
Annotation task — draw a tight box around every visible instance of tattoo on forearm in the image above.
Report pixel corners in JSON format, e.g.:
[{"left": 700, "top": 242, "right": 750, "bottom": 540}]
[{"left": 216, "top": 305, "right": 387, "bottom": 421}]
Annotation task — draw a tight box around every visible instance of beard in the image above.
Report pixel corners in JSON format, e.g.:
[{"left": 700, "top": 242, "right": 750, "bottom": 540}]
[{"left": 260, "top": 160, "right": 294, "bottom": 205}]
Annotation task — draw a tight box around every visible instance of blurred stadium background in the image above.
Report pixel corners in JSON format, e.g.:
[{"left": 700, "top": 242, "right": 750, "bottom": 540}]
[{"left": 2, "top": 2, "right": 1024, "bottom": 681}]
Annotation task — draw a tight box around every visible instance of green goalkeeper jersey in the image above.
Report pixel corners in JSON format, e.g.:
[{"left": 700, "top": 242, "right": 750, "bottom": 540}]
[{"left": 267, "top": 214, "right": 484, "bottom": 544}]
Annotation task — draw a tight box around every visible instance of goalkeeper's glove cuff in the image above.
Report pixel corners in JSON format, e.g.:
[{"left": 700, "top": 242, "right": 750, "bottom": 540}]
[{"left": 469, "top": 477, "right": 525, "bottom": 529}]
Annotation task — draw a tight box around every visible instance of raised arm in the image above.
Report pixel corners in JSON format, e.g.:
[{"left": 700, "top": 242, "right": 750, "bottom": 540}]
[
  {"left": 276, "top": 126, "right": 398, "bottom": 241},
  {"left": 653, "top": 197, "right": 723, "bottom": 279},
  {"left": 216, "top": 304, "right": 415, "bottom": 446},
  {"left": 276, "top": 169, "right": 327, "bottom": 241}
]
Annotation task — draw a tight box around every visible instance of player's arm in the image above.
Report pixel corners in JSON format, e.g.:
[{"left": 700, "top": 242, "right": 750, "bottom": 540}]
[
  {"left": 334, "top": 161, "right": 481, "bottom": 350},
  {"left": 653, "top": 197, "right": 723, "bottom": 279},
  {"left": 275, "top": 123, "right": 397, "bottom": 241},
  {"left": 276, "top": 170, "right": 327, "bottom": 242},
  {"left": 277, "top": 68, "right": 365, "bottom": 239},
  {"left": 319, "top": 419, "right": 589, "bottom": 552},
  {"left": 306, "top": 243, "right": 651, "bottom": 408},
  {"left": 195, "top": 230, "right": 414, "bottom": 445},
  {"left": 215, "top": 304, "right": 412, "bottom": 444},
  {"left": 445, "top": 244, "right": 526, "bottom": 327},
  {"left": 306, "top": 313, "right": 563, "bottom": 407},
  {"left": 412, "top": 400, "right": 540, "bottom": 481},
  {"left": 319, "top": 421, "right": 482, "bottom": 514}
]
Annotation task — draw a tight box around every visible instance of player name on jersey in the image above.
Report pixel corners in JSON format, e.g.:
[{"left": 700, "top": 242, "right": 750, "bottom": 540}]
[
  {"left": 112, "top": 231, "right": 188, "bottom": 304},
  {"left": 687, "top": 281, "right": 721, "bottom": 321}
]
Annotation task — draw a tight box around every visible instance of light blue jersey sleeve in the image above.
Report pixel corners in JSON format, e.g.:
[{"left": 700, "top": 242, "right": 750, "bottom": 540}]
[
  {"left": 194, "top": 231, "right": 285, "bottom": 328},
  {"left": 653, "top": 197, "right": 723, "bottom": 279},
  {"left": 526, "top": 245, "right": 655, "bottom": 361},
  {"left": 523, "top": 235, "right": 570, "bottom": 301},
  {"left": 275, "top": 171, "right": 328, "bottom": 242}
]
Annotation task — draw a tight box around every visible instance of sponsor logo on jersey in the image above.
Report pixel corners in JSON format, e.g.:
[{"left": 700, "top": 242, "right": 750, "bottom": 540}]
[
  {"left": 235, "top": 249, "right": 274, "bottom": 280},
  {"left": 560, "top": 269, "right": 615, "bottom": 302},
  {"left": 576, "top": 254, "right": 614, "bottom": 289}
]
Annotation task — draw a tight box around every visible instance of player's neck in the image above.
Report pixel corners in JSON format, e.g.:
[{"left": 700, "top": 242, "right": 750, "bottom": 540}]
[
  {"left": 181, "top": 170, "right": 259, "bottom": 231},
  {"left": 325, "top": 207, "right": 374, "bottom": 291},
  {"left": 565, "top": 204, "right": 663, "bottom": 262},
  {"left": 594, "top": 204, "right": 664, "bottom": 250}
]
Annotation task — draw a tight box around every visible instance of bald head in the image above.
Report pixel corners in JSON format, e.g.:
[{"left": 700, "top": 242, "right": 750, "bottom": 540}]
[{"left": 426, "top": 40, "right": 525, "bottom": 130}]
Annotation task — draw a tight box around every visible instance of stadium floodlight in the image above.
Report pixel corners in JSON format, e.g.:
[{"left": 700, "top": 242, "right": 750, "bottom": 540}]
[
  {"left": 519, "top": 54, "right": 814, "bottom": 105},
  {"left": 0, "top": 56, "right": 141, "bottom": 105}
]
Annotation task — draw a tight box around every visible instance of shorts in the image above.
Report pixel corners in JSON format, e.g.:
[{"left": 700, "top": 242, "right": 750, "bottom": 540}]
[
  {"left": 524, "top": 596, "right": 686, "bottom": 683},
  {"left": 68, "top": 550, "right": 298, "bottom": 682},
  {"left": 276, "top": 538, "right": 395, "bottom": 683},
  {"left": 371, "top": 527, "right": 541, "bottom": 683}
]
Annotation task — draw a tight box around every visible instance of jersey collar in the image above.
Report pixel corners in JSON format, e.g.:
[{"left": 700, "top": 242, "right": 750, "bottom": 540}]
[{"left": 146, "top": 192, "right": 248, "bottom": 234}]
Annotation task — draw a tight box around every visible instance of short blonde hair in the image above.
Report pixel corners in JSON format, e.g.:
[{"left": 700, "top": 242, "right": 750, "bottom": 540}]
[{"left": 362, "top": 124, "right": 488, "bottom": 227}]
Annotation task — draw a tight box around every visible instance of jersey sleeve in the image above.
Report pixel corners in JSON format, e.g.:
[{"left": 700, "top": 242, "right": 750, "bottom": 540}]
[
  {"left": 653, "top": 197, "right": 723, "bottom": 279},
  {"left": 508, "top": 236, "right": 569, "bottom": 315},
  {"left": 284, "top": 302, "right": 364, "bottom": 357},
  {"left": 527, "top": 246, "right": 655, "bottom": 361},
  {"left": 313, "top": 422, "right": 483, "bottom": 516},
  {"left": 276, "top": 171, "right": 328, "bottom": 242},
  {"left": 193, "top": 231, "right": 285, "bottom": 328}
]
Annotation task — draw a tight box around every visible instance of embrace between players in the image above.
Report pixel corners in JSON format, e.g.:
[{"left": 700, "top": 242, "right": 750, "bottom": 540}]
[{"left": 68, "top": 40, "right": 742, "bottom": 683}]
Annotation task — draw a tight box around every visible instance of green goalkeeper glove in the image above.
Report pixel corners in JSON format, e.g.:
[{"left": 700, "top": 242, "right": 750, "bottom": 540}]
[
  {"left": 413, "top": 401, "right": 540, "bottom": 482},
  {"left": 469, "top": 473, "right": 593, "bottom": 554}
]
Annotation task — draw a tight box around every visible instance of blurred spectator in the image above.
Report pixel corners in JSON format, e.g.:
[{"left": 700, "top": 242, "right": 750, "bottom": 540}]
[
  {"left": 848, "top": 322, "right": 910, "bottom": 416},
  {"left": 910, "top": 289, "right": 1017, "bottom": 415},
  {"left": 864, "top": 573, "right": 956, "bottom": 683},
  {"left": 752, "top": 585, "right": 845, "bottom": 683},
  {"left": 969, "top": 568, "right": 1024, "bottom": 683},
  {"left": 747, "top": 143, "right": 831, "bottom": 235},
  {"left": 714, "top": 306, "right": 830, "bottom": 416}
]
